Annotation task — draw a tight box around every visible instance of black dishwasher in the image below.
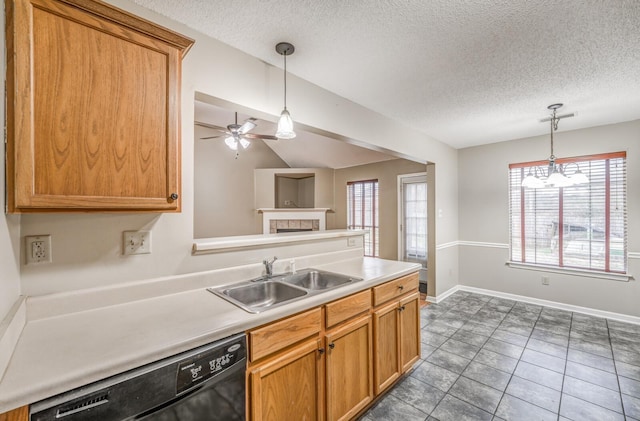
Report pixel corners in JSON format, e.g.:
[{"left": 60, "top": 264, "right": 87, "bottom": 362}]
[{"left": 30, "top": 333, "right": 246, "bottom": 421}]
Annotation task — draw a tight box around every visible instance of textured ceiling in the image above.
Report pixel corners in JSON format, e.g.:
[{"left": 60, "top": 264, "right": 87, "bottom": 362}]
[{"left": 133, "top": 0, "right": 640, "bottom": 149}]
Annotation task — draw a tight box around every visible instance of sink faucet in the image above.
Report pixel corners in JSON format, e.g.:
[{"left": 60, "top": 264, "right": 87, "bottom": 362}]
[{"left": 263, "top": 256, "right": 278, "bottom": 277}]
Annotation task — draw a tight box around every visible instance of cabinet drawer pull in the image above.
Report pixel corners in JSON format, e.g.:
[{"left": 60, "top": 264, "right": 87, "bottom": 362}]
[
  {"left": 398, "top": 285, "right": 404, "bottom": 291},
  {"left": 318, "top": 348, "right": 325, "bottom": 354},
  {"left": 170, "top": 193, "right": 179, "bottom": 200},
  {"left": 328, "top": 343, "right": 335, "bottom": 349}
]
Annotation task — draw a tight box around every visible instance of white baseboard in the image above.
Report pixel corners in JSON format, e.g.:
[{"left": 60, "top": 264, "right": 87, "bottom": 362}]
[{"left": 432, "top": 284, "right": 640, "bottom": 326}]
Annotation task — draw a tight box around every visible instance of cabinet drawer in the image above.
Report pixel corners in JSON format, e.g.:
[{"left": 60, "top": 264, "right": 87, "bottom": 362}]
[
  {"left": 372, "top": 273, "right": 419, "bottom": 306},
  {"left": 249, "top": 308, "right": 322, "bottom": 361},
  {"left": 325, "top": 289, "right": 372, "bottom": 328}
]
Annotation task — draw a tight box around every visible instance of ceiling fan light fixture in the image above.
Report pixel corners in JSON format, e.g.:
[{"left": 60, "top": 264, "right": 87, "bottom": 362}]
[
  {"left": 224, "top": 136, "right": 238, "bottom": 151},
  {"left": 239, "top": 137, "right": 251, "bottom": 149},
  {"left": 275, "top": 42, "right": 296, "bottom": 139}
]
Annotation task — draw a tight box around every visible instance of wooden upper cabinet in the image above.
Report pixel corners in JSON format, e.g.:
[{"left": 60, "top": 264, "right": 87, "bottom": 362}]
[{"left": 5, "top": 0, "right": 194, "bottom": 212}]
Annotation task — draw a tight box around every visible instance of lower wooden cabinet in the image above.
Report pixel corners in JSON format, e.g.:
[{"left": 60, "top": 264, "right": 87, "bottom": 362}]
[
  {"left": 373, "top": 291, "right": 421, "bottom": 394},
  {"left": 247, "top": 272, "right": 419, "bottom": 421},
  {"left": 249, "top": 338, "right": 324, "bottom": 421},
  {"left": 0, "top": 406, "right": 28, "bottom": 421},
  {"left": 373, "top": 301, "right": 401, "bottom": 394},
  {"left": 399, "top": 292, "right": 421, "bottom": 372},
  {"left": 325, "top": 315, "right": 373, "bottom": 421}
]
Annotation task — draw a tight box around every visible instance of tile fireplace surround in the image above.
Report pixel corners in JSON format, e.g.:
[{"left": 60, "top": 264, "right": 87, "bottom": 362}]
[
  {"left": 259, "top": 208, "right": 329, "bottom": 234},
  {"left": 270, "top": 219, "right": 320, "bottom": 233}
]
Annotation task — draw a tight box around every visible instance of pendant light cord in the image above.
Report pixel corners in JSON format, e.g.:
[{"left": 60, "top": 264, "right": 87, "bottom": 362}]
[
  {"left": 283, "top": 51, "right": 288, "bottom": 110},
  {"left": 549, "top": 111, "right": 555, "bottom": 160}
]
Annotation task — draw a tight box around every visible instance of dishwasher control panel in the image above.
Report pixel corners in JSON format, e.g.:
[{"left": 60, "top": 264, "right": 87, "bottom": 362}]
[{"left": 176, "top": 339, "right": 245, "bottom": 394}]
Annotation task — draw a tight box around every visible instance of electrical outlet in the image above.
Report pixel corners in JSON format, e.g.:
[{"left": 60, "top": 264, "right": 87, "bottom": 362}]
[
  {"left": 25, "top": 235, "right": 52, "bottom": 264},
  {"left": 347, "top": 237, "right": 357, "bottom": 247},
  {"left": 542, "top": 276, "right": 550, "bottom": 285},
  {"left": 284, "top": 200, "right": 292, "bottom": 205},
  {"left": 123, "top": 230, "right": 152, "bottom": 255}
]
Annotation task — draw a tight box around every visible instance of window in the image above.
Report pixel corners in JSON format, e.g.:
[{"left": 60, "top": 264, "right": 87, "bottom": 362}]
[
  {"left": 509, "top": 152, "right": 627, "bottom": 273},
  {"left": 347, "top": 179, "right": 379, "bottom": 257}
]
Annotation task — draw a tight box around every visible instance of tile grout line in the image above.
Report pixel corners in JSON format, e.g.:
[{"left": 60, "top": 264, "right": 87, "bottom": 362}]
[
  {"left": 556, "top": 311, "right": 572, "bottom": 421},
  {"left": 607, "top": 318, "right": 627, "bottom": 419},
  {"left": 492, "top": 304, "right": 547, "bottom": 419}
]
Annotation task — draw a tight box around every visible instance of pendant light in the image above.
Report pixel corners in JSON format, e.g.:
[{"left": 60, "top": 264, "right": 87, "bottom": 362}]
[
  {"left": 521, "top": 104, "right": 589, "bottom": 189},
  {"left": 275, "top": 42, "right": 296, "bottom": 139}
]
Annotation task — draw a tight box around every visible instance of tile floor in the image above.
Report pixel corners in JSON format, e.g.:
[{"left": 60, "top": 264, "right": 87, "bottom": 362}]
[{"left": 360, "top": 291, "right": 640, "bottom": 421}]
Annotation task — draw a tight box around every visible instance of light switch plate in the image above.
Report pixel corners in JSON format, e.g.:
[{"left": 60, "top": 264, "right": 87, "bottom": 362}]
[
  {"left": 25, "top": 235, "right": 52, "bottom": 264},
  {"left": 123, "top": 230, "right": 152, "bottom": 255}
]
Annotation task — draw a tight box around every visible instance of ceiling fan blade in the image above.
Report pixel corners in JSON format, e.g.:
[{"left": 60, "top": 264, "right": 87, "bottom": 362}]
[
  {"left": 243, "top": 133, "right": 278, "bottom": 140},
  {"left": 195, "top": 121, "right": 227, "bottom": 131},
  {"left": 238, "top": 118, "right": 257, "bottom": 134},
  {"left": 200, "top": 135, "right": 225, "bottom": 140}
]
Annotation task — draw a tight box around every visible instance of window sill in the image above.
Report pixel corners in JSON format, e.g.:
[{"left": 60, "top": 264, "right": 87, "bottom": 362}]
[{"left": 506, "top": 261, "right": 634, "bottom": 282}]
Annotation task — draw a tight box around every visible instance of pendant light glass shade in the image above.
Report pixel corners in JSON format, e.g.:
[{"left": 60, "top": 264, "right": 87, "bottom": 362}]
[
  {"left": 276, "top": 109, "right": 295, "bottom": 139},
  {"left": 569, "top": 169, "right": 589, "bottom": 185},
  {"left": 546, "top": 167, "right": 571, "bottom": 187},
  {"left": 275, "top": 42, "right": 296, "bottom": 139}
]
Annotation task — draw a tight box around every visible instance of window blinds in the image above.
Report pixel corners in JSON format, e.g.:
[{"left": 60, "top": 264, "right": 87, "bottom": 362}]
[
  {"left": 509, "top": 152, "right": 627, "bottom": 273},
  {"left": 347, "top": 179, "right": 379, "bottom": 257}
]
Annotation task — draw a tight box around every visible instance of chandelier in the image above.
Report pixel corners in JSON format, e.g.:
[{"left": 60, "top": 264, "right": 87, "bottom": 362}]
[{"left": 521, "top": 104, "right": 589, "bottom": 188}]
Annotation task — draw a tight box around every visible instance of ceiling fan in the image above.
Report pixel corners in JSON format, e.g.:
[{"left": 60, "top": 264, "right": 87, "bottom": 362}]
[{"left": 196, "top": 112, "right": 277, "bottom": 154}]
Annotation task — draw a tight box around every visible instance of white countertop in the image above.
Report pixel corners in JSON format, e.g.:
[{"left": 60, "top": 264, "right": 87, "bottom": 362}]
[{"left": 0, "top": 257, "right": 420, "bottom": 413}]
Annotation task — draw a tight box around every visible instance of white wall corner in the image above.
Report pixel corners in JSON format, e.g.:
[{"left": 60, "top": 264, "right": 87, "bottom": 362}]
[{"left": 0, "top": 297, "right": 26, "bottom": 382}]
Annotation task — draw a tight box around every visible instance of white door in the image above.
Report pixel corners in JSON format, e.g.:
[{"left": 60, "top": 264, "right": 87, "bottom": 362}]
[{"left": 398, "top": 174, "right": 427, "bottom": 284}]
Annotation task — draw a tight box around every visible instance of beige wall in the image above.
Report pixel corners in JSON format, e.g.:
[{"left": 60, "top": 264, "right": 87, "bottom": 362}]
[
  {"left": 334, "top": 159, "right": 427, "bottom": 260},
  {"left": 256, "top": 168, "right": 334, "bottom": 210},
  {"left": 0, "top": 15, "right": 22, "bottom": 322},
  {"left": 458, "top": 120, "right": 640, "bottom": 316},
  {"left": 193, "top": 125, "right": 288, "bottom": 238},
  {"left": 10, "top": 0, "right": 458, "bottom": 297}
]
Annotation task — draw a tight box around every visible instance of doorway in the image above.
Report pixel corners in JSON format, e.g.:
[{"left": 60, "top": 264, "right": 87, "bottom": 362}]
[{"left": 398, "top": 173, "right": 428, "bottom": 292}]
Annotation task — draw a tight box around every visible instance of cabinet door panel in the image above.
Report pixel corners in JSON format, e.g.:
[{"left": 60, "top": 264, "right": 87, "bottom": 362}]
[
  {"left": 250, "top": 339, "right": 323, "bottom": 421},
  {"left": 6, "top": 0, "right": 192, "bottom": 212},
  {"left": 400, "top": 293, "right": 421, "bottom": 372},
  {"left": 0, "top": 406, "right": 28, "bottom": 421},
  {"left": 373, "top": 301, "right": 400, "bottom": 394},
  {"left": 326, "top": 315, "right": 373, "bottom": 421}
]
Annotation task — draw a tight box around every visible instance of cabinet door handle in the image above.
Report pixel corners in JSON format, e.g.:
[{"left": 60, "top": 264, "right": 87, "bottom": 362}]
[
  {"left": 318, "top": 348, "right": 325, "bottom": 354},
  {"left": 401, "top": 305, "right": 406, "bottom": 311},
  {"left": 170, "top": 193, "right": 179, "bottom": 200},
  {"left": 329, "top": 343, "right": 335, "bottom": 349}
]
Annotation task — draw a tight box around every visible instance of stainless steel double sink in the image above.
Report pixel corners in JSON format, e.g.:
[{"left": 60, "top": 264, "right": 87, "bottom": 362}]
[{"left": 208, "top": 269, "right": 363, "bottom": 313}]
